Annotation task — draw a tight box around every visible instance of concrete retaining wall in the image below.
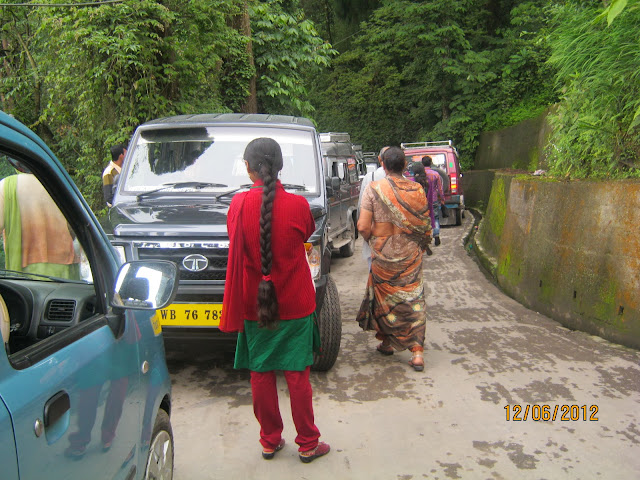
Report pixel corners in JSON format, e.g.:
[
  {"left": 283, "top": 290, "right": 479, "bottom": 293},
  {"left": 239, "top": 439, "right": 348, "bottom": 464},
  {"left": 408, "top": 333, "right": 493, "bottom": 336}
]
[
  {"left": 461, "top": 170, "right": 495, "bottom": 212},
  {"left": 462, "top": 108, "right": 554, "bottom": 212},
  {"left": 473, "top": 173, "right": 640, "bottom": 349},
  {"left": 474, "top": 108, "right": 554, "bottom": 171}
]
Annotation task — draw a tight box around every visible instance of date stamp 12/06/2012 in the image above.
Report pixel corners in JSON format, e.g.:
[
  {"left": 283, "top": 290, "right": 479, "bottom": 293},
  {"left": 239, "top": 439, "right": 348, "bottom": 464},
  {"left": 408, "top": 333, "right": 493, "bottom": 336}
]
[{"left": 504, "top": 404, "right": 599, "bottom": 422}]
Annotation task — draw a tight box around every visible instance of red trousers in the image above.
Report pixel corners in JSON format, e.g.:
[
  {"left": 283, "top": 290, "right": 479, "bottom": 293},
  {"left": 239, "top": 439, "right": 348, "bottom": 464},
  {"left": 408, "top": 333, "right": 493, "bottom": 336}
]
[{"left": 250, "top": 366, "right": 320, "bottom": 452}]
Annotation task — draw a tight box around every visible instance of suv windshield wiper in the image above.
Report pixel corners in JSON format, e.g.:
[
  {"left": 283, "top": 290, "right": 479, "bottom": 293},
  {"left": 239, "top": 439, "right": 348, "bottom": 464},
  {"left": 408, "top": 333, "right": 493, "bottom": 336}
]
[
  {"left": 136, "top": 182, "right": 227, "bottom": 201},
  {"left": 281, "top": 183, "right": 308, "bottom": 191},
  {"left": 215, "top": 184, "right": 253, "bottom": 201}
]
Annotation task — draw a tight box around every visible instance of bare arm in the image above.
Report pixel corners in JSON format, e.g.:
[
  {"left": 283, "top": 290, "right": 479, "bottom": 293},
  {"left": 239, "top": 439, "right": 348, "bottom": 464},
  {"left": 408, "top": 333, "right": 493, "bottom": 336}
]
[{"left": 357, "top": 208, "right": 373, "bottom": 242}]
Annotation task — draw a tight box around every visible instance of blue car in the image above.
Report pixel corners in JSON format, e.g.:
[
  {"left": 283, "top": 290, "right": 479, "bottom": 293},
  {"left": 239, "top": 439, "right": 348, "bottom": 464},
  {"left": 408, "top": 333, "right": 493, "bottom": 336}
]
[{"left": 0, "top": 111, "right": 178, "bottom": 479}]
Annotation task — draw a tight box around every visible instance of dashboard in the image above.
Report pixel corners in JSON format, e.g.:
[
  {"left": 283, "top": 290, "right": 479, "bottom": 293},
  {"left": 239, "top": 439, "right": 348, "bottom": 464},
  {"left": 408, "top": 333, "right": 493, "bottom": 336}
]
[{"left": 0, "top": 278, "right": 98, "bottom": 355}]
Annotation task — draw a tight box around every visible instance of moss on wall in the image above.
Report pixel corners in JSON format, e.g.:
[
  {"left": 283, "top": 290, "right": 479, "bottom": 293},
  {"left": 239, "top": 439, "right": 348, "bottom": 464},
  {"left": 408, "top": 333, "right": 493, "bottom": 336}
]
[
  {"left": 479, "top": 175, "right": 509, "bottom": 262},
  {"left": 475, "top": 174, "right": 640, "bottom": 350},
  {"left": 469, "top": 109, "right": 639, "bottom": 349},
  {"left": 488, "top": 178, "right": 506, "bottom": 237}
]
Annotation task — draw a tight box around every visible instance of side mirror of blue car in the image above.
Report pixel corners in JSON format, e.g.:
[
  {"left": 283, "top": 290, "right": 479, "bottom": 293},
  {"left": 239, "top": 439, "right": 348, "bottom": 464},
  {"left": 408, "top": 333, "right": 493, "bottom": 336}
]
[{"left": 112, "top": 260, "right": 179, "bottom": 310}]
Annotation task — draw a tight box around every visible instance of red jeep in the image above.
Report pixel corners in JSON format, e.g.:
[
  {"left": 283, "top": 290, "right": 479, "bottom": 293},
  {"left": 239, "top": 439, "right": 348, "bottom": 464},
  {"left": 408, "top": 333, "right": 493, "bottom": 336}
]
[{"left": 401, "top": 140, "right": 465, "bottom": 226}]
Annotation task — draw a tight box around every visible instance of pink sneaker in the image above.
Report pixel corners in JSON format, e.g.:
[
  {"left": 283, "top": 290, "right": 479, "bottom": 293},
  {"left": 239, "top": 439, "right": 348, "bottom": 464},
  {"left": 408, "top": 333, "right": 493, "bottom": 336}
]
[{"left": 299, "top": 442, "right": 330, "bottom": 463}]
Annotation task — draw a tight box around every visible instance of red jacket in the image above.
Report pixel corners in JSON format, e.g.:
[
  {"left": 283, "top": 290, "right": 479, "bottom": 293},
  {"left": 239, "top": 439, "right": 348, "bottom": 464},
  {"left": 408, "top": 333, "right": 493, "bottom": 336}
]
[{"left": 220, "top": 180, "right": 316, "bottom": 332}]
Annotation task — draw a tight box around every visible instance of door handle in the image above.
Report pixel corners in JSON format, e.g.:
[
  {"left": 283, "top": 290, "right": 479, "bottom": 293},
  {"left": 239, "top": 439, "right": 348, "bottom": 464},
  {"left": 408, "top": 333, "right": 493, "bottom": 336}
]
[{"left": 43, "top": 391, "right": 70, "bottom": 428}]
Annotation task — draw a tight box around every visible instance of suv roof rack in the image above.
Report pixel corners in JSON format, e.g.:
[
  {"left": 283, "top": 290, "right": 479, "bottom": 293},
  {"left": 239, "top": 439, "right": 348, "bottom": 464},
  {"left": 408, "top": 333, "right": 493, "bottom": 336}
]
[
  {"left": 320, "top": 132, "right": 351, "bottom": 143},
  {"left": 400, "top": 140, "right": 453, "bottom": 149}
]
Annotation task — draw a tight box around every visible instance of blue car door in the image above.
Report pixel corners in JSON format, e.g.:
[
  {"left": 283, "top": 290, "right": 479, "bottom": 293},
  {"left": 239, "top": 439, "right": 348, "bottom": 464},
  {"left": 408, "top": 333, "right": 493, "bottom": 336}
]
[
  {"left": 0, "top": 114, "right": 144, "bottom": 479},
  {"left": 1, "top": 319, "right": 143, "bottom": 480},
  {"left": 0, "top": 393, "right": 19, "bottom": 479}
]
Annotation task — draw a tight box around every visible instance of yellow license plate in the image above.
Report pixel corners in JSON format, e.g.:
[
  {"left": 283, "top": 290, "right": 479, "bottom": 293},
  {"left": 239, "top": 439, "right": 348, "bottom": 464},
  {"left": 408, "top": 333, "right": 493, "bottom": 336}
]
[{"left": 153, "top": 303, "right": 222, "bottom": 327}]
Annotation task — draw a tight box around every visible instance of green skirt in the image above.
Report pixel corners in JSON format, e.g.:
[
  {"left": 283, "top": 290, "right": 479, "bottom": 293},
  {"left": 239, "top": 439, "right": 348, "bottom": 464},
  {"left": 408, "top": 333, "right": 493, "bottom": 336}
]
[{"left": 234, "top": 313, "right": 321, "bottom": 372}]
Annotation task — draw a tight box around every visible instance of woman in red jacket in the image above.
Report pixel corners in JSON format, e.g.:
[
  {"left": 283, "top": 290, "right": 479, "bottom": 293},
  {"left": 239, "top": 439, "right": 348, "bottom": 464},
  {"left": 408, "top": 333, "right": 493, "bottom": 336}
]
[{"left": 221, "top": 137, "right": 330, "bottom": 463}]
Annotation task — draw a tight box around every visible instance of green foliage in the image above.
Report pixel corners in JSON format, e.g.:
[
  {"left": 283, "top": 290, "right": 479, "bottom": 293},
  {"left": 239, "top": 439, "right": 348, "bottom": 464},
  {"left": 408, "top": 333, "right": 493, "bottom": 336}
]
[
  {"left": 250, "top": 0, "right": 337, "bottom": 116},
  {"left": 2, "top": 0, "right": 637, "bottom": 201},
  {"left": 546, "top": 2, "right": 640, "bottom": 178},
  {"left": 1, "top": 1, "right": 257, "bottom": 210},
  {"left": 599, "top": 0, "right": 638, "bottom": 25},
  {"left": 0, "top": 6, "right": 43, "bottom": 131},
  {"left": 483, "top": 1, "right": 557, "bottom": 131},
  {"left": 300, "top": 0, "right": 381, "bottom": 50},
  {"left": 0, "top": 1, "right": 334, "bottom": 210},
  {"left": 311, "top": 0, "right": 557, "bottom": 170},
  {"left": 33, "top": 0, "right": 253, "bottom": 208},
  {"left": 0, "top": 0, "right": 332, "bottom": 210}
]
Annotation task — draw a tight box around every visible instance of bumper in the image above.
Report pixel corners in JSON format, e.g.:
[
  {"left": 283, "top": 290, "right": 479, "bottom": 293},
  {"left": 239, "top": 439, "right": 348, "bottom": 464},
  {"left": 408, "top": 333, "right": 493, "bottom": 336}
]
[
  {"left": 160, "top": 274, "right": 329, "bottom": 343},
  {"left": 162, "top": 327, "right": 237, "bottom": 350},
  {"left": 445, "top": 194, "right": 463, "bottom": 206}
]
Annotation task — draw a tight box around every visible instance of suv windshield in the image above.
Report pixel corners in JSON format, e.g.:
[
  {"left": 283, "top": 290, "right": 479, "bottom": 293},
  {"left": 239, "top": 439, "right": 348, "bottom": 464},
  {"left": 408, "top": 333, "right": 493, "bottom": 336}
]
[{"left": 120, "top": 126, "right": 319, "bottom": 197}]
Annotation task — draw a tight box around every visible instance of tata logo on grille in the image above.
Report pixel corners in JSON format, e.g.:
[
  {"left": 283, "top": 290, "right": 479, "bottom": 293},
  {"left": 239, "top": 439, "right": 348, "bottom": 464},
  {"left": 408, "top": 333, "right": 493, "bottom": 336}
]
[{"left": 182, "top": 254, "right": 209, "bottom": 272}]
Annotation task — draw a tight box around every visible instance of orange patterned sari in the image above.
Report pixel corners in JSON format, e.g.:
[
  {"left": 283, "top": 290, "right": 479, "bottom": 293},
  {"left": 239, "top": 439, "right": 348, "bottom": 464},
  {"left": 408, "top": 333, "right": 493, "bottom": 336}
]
[{"left": 357, "top": 176, "right": 431, "bottom": 350}]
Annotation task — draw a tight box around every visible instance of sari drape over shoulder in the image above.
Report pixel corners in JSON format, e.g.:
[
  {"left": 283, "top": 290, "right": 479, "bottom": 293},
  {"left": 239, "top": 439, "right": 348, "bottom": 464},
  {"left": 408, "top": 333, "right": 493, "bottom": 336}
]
[{"left": 357, "top": 176, "right": 432, "bottom": 351}]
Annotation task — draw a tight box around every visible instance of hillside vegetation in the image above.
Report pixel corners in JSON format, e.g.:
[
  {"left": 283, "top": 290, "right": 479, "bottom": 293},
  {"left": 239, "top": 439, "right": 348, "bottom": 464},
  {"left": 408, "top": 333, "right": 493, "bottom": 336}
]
[{"left": 0, "top": 0, "right": 637, "bottom": 210}]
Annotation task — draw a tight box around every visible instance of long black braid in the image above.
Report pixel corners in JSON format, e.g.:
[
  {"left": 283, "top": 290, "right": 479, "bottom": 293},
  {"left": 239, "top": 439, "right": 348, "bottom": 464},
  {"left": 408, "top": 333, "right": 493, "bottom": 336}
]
[
  {"left": 244, "top": 138, "right": 283, "bottom": 329},
  {"left": 410, "top": 161, "right": 428, "bottom": 196}
]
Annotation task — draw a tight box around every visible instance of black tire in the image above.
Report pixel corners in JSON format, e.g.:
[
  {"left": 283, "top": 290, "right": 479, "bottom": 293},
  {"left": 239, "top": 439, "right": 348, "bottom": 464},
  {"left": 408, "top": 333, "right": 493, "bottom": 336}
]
[
  {"left": 144, "top": 409, "right": 174, "bottom": 480},
  {"left": 339, "top": 217, "right": 356, "bottom": 257},
  {"left": 312, "top": 275, "right": 342, "bottom": 371},
  {"left": 455, "top": 208, "right": 462, "bottom": 226}
]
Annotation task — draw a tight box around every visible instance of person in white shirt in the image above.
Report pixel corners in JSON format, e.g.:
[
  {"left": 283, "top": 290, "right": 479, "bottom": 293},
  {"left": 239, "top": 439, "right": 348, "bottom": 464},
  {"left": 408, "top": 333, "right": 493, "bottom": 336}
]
[
  {"left": 102, "top": 144, "right": 126, "bottom": 207},
  {"left": 357, "top": 146, "right": 389, "bottom": 270}
]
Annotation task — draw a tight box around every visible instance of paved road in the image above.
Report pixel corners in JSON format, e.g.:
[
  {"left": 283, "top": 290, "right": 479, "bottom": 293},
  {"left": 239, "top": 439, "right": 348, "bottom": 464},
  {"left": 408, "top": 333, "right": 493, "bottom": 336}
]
[{"left": 166, "top": 213, "right": 640, "bottom": 479}]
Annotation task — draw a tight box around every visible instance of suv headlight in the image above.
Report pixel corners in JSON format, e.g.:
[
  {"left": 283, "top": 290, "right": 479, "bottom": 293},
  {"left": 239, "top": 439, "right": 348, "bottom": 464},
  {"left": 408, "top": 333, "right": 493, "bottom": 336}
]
[{"left": 305, "top": 243, "right": 321, "bottom": 281}]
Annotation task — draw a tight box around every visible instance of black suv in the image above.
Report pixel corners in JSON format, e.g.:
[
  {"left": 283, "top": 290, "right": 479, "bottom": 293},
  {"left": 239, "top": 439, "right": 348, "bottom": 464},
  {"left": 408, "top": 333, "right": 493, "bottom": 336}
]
[
  {"left": 106, "top": 114, "right": 342, "bottom": 371},
  {"left": 319, "top": 132, "right": 361, "bottom": 257}
]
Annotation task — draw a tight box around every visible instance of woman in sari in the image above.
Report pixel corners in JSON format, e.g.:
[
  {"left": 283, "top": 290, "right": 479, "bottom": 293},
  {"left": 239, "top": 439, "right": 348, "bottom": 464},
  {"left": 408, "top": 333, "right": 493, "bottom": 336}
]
[{"left": 356, "top": 146, "right": 432, "bottom": 371}]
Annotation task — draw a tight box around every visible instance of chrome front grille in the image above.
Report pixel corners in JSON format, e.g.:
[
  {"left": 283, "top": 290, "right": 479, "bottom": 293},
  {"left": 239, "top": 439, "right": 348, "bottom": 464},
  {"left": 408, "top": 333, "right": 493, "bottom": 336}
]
[{"left": 136, "top": 247, "right": 228, "bottom": 281}]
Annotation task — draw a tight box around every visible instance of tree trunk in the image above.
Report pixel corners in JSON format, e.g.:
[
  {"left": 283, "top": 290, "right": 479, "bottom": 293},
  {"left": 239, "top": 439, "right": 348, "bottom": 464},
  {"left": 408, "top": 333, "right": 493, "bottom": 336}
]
[
  {"left": 238, "top": 1, "right": 257, "bottom": 113},
  {"left": 0, "top": 38, "right": 13, "bottom": 112},
  {"left": 441, "top": 95, "right": 450, "bottom": 121},
  {"left": 324, "top": 0, "right": 334, "bottom": 45}
]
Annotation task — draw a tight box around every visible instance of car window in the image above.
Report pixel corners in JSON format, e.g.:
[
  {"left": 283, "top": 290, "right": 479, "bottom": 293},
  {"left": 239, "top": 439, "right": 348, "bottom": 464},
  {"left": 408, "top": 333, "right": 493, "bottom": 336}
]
[
  {"left": 121, "top": 125, "right": 319, "bottom": 196},
  {"left": 430, "top": 154, "right": 447, "bottom": 168},
  {"left": 346, "top": 157, "right": 358, "bottom": 184},
  {"left": 0, "top": 156, "right": 99, "bottom": 363},
  {"left": 406, "top": 153, "right": 447, "bottom": 169}
]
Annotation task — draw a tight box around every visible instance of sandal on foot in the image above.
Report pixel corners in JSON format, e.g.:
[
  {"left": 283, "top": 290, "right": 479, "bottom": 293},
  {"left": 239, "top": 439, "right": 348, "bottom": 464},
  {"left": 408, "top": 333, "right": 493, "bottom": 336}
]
[
  {"left": 299, "top": 442, "right": 330, "bottom": 463},
  {"left": 376, "top": 343, "right": 394, "bottom": 356},
  {"left": 262, "top": 438, "right": 285, "bottom": 460},
  {"left": 408, "top": 351, "right": 424, "bottom": 372}
]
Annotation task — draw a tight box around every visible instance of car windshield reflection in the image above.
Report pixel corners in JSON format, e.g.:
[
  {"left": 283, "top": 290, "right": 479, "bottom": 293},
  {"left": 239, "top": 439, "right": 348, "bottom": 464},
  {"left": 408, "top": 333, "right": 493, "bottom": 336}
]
[{"left": 120, "top": 126, "right": 319, "bottom": 199}]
